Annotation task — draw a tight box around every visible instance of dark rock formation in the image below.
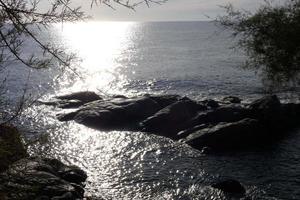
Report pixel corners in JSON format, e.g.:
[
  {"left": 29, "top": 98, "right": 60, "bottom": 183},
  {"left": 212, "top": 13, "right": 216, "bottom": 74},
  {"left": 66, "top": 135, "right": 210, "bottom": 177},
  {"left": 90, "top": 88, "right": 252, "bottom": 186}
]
[
  {"left": 222, "top": 96, "right": 242, "bottom": 104},
  {"left": 38, "top": 91, "right": 102, "bottom": 109},
  {"left": 0, "top": 157, "right": 87, "bottom": 200},
  {"left": 184, "top": 105, "right": 251, "bottom": 128},
  {"left": 73, "top": 96, "right": 162, "bottom": 131},
  {"left": 56, "top": 91, "right": 102, "bottom": 103},
  {"left": 145, "top": 94, "right": 181, "bottom": 108},
  {"left": 0, "top": 125, "right": 27, "bottom": 172},
  {"left": 45, "top": 92, "right": 300, "bottom": 151},
  {"left": 140, "top": 99, "right": 206, "bottom": 138},
  {"left": 248, "top": 95, "right": 281, "bottom": 121},
  {"left": 212, "top": 179, "right": 246, "bottom": 194},
  {"left": 201, "top": 99, "right": 219, "bottom": 108},
  {"left": 183, "top": 118, "right": 262, "bottom": 149},
  {"left": 0, "top": 125, "right": 88, "bottom": 200}
]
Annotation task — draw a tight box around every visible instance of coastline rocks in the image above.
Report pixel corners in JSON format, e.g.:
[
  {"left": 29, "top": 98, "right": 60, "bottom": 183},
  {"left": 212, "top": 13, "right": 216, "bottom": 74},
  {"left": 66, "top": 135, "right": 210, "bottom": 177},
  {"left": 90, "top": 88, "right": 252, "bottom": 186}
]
[
  {"left": 0, "top": 157, "right": 87, "bottom": 200},
  {"left": 56, "top": 91, "right": 102, "bottom": 103},
  {"left": 222, "top": 96, "right": 242, "bottom": 104},
  {"left": 201, "top": 99, "right": 219, "bottom": 108},
  {"left": 73, "top": 96, "right": 162, "bottom": 131},
  {"left": 212, "top": 179, "right": 246, "bottom": 195},
  {"left": 45, "top": 91, "right": 300, "bottom": 151},
  {"left": 0, "top": 124, "right": 27, "bottom": 172},
  {"left": 39, "top": 91, "right": 102, "bottom": 109},
  {"left": 146, "top": 94, "right": 181, "bottom": 108},
  {"left": 183, "top": 118, "right": 261, "bottom": 149},
  {"left": 248, "top": 95, "right": 281, "bottom": 121},
  {"left": 140, "top": 99, "right": 206, "bottom": 138},
  {"left": 187, "top": 105, "right": 251, "bottom": 127}
]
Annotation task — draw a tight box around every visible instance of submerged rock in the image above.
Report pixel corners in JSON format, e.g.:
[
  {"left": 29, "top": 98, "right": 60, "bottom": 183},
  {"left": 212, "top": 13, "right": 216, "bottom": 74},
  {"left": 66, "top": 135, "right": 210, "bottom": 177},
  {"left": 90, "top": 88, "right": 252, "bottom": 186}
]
[
  {"left": 0, "top": 157, "right": 87, "bottom": 200},
  {"left": 212, "top": 179, "right": 246, "bottom": 194}
]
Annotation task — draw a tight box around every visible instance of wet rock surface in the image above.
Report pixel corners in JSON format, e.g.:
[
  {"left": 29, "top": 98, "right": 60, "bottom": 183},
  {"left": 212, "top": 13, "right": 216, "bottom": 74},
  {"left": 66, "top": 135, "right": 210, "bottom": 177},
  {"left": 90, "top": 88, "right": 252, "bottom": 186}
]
[
  {"left": 0, "top": 157, "right": 87, "bottom": 200},
  {"left": 45, "top": 92, "right": 300, "bottom": 151},
  {"left": 0, "top": 125, "right": 27, "bottom": 172}
]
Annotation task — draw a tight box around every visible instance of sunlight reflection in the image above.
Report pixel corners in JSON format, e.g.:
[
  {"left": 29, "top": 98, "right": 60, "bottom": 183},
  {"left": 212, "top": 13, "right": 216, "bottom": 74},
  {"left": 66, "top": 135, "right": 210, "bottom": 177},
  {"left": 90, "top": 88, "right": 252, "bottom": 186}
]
[{"left": 55, "top": 21, "right": 136, "bottom": 94}]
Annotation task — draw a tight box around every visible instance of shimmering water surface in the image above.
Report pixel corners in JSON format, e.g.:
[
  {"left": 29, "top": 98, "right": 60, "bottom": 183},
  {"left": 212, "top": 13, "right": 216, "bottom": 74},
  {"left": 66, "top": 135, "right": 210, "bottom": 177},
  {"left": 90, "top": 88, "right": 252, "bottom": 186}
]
[{"left": 2, "top": 21, "right": 300, "bottom": 199}]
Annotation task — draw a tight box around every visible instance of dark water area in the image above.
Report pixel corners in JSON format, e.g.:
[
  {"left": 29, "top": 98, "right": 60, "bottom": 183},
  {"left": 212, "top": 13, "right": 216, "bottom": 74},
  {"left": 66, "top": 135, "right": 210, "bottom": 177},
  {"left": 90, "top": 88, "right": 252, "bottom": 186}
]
[{"left": 1, "top": 21, "right": 300, "bottom": 199}]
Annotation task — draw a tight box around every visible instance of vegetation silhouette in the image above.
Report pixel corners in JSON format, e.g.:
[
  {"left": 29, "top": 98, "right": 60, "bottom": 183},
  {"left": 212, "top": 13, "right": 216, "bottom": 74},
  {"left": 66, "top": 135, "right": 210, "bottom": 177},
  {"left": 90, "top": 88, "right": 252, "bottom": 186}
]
[{"left": 217, "top": 0, "right": 300, "bottom": 89}]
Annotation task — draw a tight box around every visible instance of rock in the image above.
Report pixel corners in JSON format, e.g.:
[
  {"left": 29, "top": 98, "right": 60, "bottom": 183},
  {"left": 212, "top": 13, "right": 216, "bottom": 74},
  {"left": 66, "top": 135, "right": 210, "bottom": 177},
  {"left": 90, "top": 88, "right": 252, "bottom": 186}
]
[
  {"left": 73, "top": 96, "right": 161, "bottom": 131},
  {"left": 0, "top": 124, "right": 27, "bottom": 172},
  {"left": 38, "top": 99, "right": 85, "bottom": 109},
  {"left": 112, "top": 94, "right": 128, "bottom": 99},
  {"left": 57, "top": 100, "right": 85, "bottom": 109},
  {"left": 46, "top": 93, "right": 300, "bottom": 150},
  {"left": 182, "top": 105, "right": 251, "bottom": 130},
  {"left": 145, "top": 94, "right": 181, "bottom": 108},
  {"left": 212, "top": 179, "right": 246, "bottom": 194},
  {"left": 57, "top": 111, "right": 79, "bottom": 122},
  {"left": 184, "top": 118, "right": 262, "bottom": 149},
  {"left": 61, "top": 168, "right": 88, "bottom": 184},
  {"left": 201, "top": 99, "right": 219, "bottom": 108},
  {"left": 248, "top": 95, "right": 281, "bottom": 121},
  {"left": 56, "top": 91, "right": 102, "bottom": 103},
  {"left": 280, "top": 103, "right": 300, "bottom": 125},
  {"left": 222, "top": 96, "right": 242, "bottom": 104},
  {"left": 140, "top": 99, "right": 206, "bottom": 138},
  {"left": 0, "top": 157, "right": 87, "bottom": 200},
  {"left": 176, "top": 124, "right": 209, "bottom": 139}
]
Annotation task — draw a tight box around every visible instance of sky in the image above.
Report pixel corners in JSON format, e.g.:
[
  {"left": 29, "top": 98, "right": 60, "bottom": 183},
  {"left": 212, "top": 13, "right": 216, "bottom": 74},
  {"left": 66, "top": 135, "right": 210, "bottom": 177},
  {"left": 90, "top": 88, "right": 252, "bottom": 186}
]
[{"left": 45, "top": 0, "right": 282, "bottom": 21}]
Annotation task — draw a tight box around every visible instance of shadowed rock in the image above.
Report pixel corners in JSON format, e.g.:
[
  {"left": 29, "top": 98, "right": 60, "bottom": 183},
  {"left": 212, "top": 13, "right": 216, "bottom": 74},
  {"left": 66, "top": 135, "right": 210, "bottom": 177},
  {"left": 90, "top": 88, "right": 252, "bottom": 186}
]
[
  {"left": 183, "top": 118, "right": 262, "bottom": 149},
  {"left": 201, "top": 99, "right": 220, "bottom": 108},
  {"left": 177, "top": 124, "right": 210, "bottom": 139},
  {"left": 248, "top": 95, "right": 281, "bottom": 121},
  {"left": 73, "top": 96, "right": 162, "bottom": 131},
  {"left": 0, "top": 125, "right": 27, "bottom": 172},
  {"left": 0, "top": 157, "right": 87, "bottom": 200},
  {"left": 140, "top": 99, "right": 206, "bottom": 138},
  {"left": 38, "top": 91, "right": 102, "bottom": 109},
  {"left": 222, "top": 96, "right": 242, "bottom": 104},
  {"left": 56, "top": 91, "right": 102, "bottom": 103},
  {"left": 145, "top": 94, "right": 181, "bottom": 108},
  {"left": 45, "top": 92, "right": 300, "bottom": 151},
  {"left": 181, "top": 105, "right": 251, "bottom": 131}
]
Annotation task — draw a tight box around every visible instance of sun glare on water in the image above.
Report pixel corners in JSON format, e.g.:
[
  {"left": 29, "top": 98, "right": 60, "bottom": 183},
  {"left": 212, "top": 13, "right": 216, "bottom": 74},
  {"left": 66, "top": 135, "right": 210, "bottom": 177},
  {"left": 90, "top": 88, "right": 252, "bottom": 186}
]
[{"left": 54, "top": 21, "right": 136, "bottom": 95}]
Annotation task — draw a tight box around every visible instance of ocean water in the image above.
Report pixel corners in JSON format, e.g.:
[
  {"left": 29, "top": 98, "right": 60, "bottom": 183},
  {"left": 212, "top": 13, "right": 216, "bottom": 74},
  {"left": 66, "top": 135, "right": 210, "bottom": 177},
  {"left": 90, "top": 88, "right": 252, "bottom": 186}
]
[{"left": 1, "top": 21, "right": 300, "bottom": 199}]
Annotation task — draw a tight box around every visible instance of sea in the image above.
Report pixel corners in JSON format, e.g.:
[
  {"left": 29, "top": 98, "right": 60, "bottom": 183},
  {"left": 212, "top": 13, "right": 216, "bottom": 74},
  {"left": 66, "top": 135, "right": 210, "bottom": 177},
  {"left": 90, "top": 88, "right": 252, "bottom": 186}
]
[{"left": 1, "top": 21, "right": 300, "bottom": 199}]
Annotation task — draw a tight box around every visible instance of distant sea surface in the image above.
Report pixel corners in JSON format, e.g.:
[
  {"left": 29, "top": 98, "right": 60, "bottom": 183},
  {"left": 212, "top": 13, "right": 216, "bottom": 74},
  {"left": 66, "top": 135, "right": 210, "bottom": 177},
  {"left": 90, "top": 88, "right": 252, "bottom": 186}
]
[{"left": 1, "top": 21, "right": 300, "bottom": 199}]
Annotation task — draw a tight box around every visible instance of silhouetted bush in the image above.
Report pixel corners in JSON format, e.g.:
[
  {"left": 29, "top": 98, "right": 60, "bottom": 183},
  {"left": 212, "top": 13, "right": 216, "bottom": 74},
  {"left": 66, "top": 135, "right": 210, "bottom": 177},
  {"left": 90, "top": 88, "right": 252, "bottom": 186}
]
[{"left": 218, "top": 0, "right": 300, "bottom": 88}]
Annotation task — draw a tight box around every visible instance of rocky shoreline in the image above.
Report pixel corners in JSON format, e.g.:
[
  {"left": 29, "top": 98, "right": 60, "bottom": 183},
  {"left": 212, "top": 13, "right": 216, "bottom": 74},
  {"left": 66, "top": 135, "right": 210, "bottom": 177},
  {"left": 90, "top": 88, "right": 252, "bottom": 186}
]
[
  {"left": 2, "top": 91, "right": 300, "bottom": 199},
  {"left": 0, "top": 125, "right": 87, "bottom": 200},
  {"left": 44, "top": 91, "right": 300, "bottom": 151}
]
